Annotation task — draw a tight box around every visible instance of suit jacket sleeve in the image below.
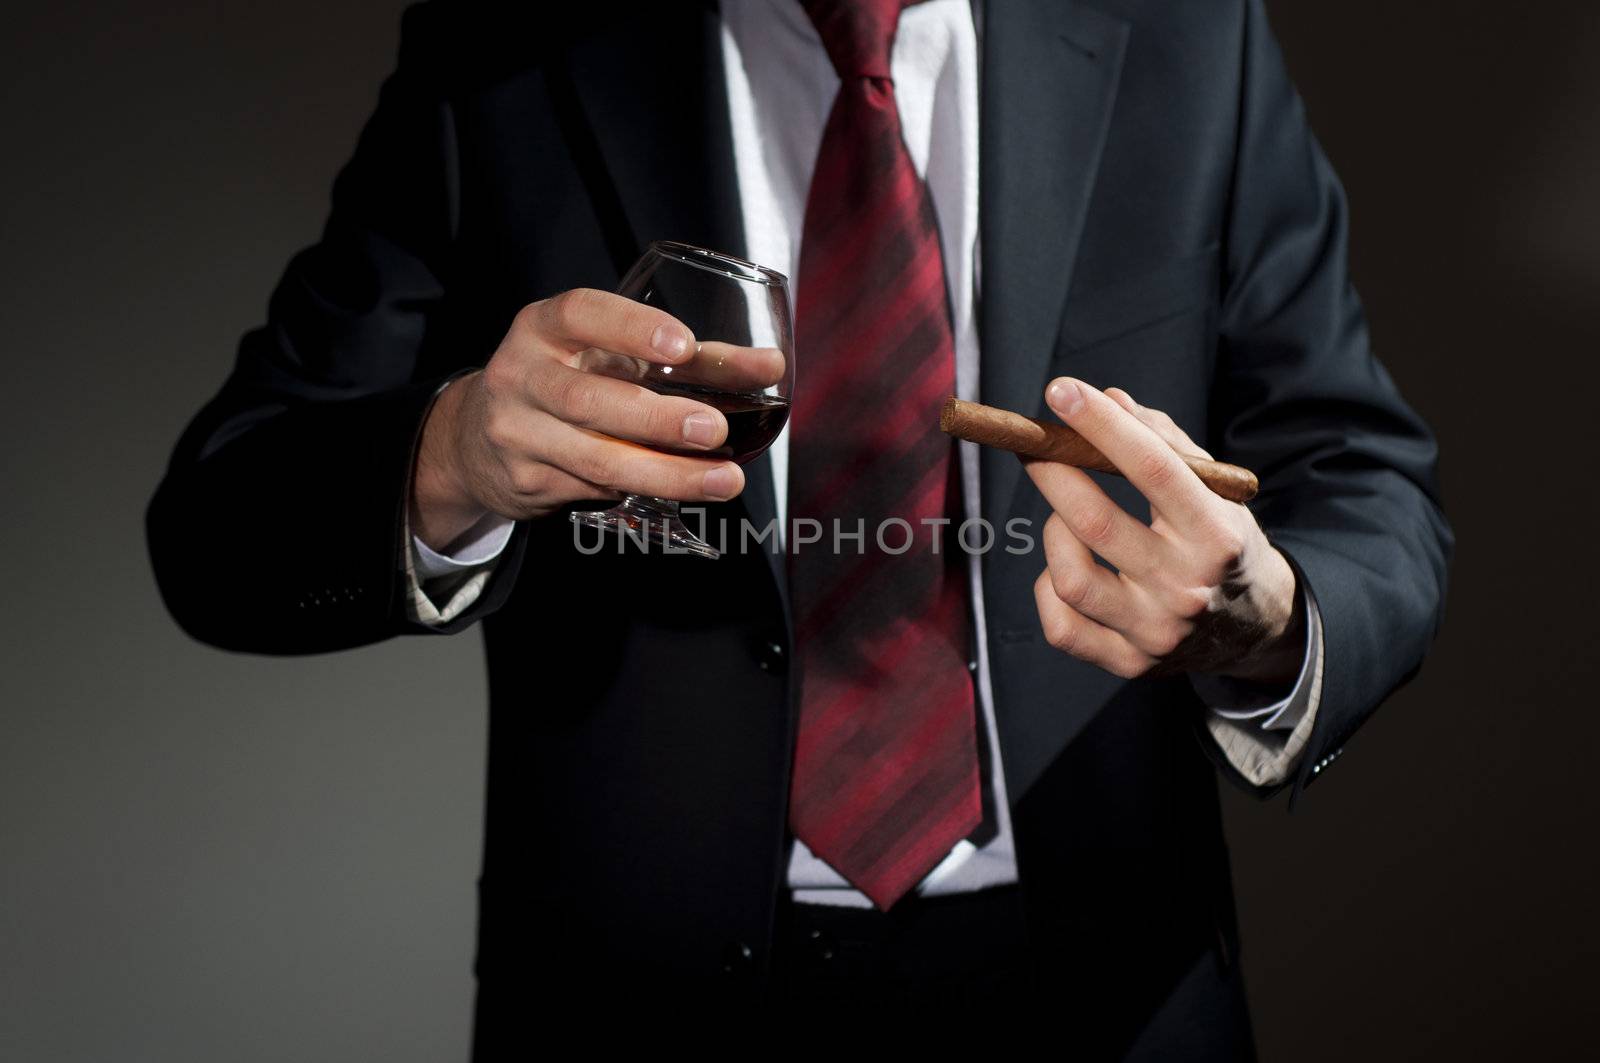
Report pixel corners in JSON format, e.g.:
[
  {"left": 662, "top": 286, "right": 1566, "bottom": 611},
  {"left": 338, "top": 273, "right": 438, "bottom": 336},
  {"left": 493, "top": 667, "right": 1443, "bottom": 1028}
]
[
  {"left": 145, "top": 1, "right": 530, "bottom": 654},
  {"left": 1199, "top": 0, "right": 1454, "bottom": 800}
]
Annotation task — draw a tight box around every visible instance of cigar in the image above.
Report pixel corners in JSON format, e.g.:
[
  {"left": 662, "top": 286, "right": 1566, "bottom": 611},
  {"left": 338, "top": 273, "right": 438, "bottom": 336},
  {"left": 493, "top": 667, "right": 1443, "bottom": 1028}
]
[{"left": 939, "top": 396, "right": 1259, "bottom": 503}]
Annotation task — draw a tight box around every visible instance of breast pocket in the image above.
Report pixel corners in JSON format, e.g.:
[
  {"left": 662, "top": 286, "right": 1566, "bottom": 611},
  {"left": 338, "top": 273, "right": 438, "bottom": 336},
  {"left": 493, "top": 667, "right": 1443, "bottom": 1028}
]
[{"left": 1056, "top": 242, "right": 1222, "bottom": 354}]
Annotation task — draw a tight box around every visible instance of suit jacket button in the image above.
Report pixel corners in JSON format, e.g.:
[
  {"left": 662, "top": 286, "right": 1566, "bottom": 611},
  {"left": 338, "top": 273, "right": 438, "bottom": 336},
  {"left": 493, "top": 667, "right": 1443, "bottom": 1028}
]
[
  {"left": 757, "top": 640, "right": 786, "bottom": 675},
  {"left": 721, "top": 939, "right": 754, "bottom": 975}
]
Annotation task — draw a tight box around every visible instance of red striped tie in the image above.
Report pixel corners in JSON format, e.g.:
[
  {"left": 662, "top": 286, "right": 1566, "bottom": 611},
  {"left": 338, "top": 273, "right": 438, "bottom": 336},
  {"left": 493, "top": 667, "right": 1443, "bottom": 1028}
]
[{"left": 785, "top": 0, "right": 982, "bottom": 912}]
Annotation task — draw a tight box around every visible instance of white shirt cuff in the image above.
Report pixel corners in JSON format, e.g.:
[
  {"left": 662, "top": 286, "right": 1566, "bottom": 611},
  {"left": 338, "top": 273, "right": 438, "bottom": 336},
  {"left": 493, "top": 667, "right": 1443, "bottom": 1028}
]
[
  {"left": 412, "top": 516, "right": 516, "bottom": 580},
  {"left": 402, "top": 512, "right": 515, "bottom": 626},
  {"left": 1193, "top": 584, "right": 1327, "bottom": 787},
  {"left": 1190, "top": 588, "right": 1318, "bottom": 733}
]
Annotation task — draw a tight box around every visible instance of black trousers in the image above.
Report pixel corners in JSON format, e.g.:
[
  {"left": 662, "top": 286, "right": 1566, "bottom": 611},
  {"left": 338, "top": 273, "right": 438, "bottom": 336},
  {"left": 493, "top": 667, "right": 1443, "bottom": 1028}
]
[
  {"left": 765, "top": 882, "right": 1258, "bottom": 1060},
  {"left": 470, "top": 884, "right": 1255, "bottom": 1058}
]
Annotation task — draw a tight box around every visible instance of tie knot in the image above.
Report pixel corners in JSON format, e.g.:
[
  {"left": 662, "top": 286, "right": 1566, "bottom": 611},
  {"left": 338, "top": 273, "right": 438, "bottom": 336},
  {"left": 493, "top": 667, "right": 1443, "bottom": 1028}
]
[{"left": 800, "top": 0, "right": 908, "bottom": 80}]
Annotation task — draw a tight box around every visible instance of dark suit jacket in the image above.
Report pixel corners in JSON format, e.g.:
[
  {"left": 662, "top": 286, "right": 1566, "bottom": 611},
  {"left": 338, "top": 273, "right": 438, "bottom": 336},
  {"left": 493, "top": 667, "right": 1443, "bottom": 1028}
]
[{"left": 147, "top": 0, "right": 1452, "bottom": 1052}]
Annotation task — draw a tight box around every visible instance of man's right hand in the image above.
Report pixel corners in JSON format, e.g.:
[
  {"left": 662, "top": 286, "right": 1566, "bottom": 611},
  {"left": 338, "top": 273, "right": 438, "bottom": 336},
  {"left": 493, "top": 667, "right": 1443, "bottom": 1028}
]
[{"left": 410, "top": 288, "right": 746, "bottom": 551}]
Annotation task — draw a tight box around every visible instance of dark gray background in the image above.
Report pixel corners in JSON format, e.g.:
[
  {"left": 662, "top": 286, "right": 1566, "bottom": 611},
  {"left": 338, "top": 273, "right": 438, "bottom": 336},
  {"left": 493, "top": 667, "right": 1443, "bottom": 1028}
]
[{"left": 2, "top": 1, "right": 1594, "bottom": 1059}]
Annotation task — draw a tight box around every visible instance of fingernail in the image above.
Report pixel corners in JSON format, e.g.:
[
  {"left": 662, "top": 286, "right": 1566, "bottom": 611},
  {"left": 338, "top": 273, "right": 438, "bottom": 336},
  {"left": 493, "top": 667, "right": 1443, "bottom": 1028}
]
[
  {"left": 651, "top": 324, "right": 690, "bottom": 361},
  {"left": 1047, "top": 377, "right": 1085, "bottom": 415},
  {"left": 703, "top": 464, "right": 740, "bottom": 499},
  {"left": 682, "top": 412, "right": 719, "bottom": 447}
]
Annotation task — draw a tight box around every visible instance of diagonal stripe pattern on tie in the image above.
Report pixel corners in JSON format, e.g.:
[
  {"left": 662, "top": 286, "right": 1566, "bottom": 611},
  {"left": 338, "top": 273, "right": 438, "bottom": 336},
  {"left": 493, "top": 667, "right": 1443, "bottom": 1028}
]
[{"left": 784, "top": 0, "right": 982, "bottom": 912}]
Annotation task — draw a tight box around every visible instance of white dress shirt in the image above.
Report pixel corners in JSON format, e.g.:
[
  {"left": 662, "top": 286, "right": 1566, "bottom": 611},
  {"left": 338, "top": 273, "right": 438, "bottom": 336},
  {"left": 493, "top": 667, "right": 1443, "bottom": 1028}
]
[{"left": 403, "top": 0, "right": 1325, "bottom": 911}]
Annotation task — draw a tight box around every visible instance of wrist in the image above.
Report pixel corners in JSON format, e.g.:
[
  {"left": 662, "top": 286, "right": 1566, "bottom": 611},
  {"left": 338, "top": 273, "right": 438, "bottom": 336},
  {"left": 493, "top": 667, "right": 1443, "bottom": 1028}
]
[
  {"left": 1210, "top": 546, "right": 1303, "bottom": 686},
  {"left": 411, "top": 373, "right": 491, "bottom": 551}
]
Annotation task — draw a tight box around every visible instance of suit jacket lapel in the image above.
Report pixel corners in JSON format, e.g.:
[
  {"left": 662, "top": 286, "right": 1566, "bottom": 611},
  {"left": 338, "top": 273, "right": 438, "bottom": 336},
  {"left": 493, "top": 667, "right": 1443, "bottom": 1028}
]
[
  {"left": 977, "top": 1, "right": 1130, "bottom": 524},
  {"left": 562, "top": 4, "right": 742, "bottom": 270},
  {"left": 561, "top": 5, "right": 785, "bottom": 594}
]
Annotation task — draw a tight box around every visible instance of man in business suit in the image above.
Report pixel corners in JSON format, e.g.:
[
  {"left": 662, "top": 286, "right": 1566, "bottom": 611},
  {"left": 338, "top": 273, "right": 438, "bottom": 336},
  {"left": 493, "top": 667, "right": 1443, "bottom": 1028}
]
[{"left": 148, "top": 0, "right": 1451, "bottom": 1056}]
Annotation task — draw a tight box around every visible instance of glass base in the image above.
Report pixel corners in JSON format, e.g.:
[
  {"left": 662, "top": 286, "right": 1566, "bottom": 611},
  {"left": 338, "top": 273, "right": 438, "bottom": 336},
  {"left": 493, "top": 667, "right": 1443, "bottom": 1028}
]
[{"left": 568, "top": 497, "right": 721, "bottom": 559}]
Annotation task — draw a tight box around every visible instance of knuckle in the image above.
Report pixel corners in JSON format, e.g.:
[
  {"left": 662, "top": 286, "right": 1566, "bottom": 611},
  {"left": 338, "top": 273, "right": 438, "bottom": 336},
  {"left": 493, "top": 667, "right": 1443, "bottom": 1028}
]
[
  {"left": 1043, "top": 612, "right": 1080, "bottom": 655},
  {"left": 511, "top": 301, "right": 542, "bottom": 336},
  {"left": 676, "top": 467, "right": 711, "bottom": 499},
  {"left": 1052, "top": 568, "right": 1095, "bottom": 611},
  {"left": 551, "top": 374, "right": 604, "bottom": 426},
  {"left": 481, "top": 354, "right": 519, "bottom": 396},
  {"left": 1173, "top": 586, "right": 1213, "bottom": 621},
  {"left": 507, "top": 464, "right": 544, "bottom": 497},
  {"left": 1135, "top": 448, "right": 1177, "bottom": 490},
  {"left": 551, "top": 287, "right": 600, "bottom": 331},
  {"left": 648, "top": 396, "right": 688, "bottom": 443},
  {"left": 543, "top": 290, "right": 578, "bottom": 330},
  {"left": 574, "top": 450, "right": 620, "bottom": 490},
  {"left": 1111, "top": 654, "right": 1152, "bottom": 680},
  {"left": 482, "top": 409, "right": 518, "bottom": 453},
  {"left": 1075, "top": 506, "right": 1117, "bottom": 547},
  {"left": 1042, "top": 512, "right": 1069, "bottom": 553},
  {"left": 632, "top": 457, "right": 678, "bottom": 497},
  {"left": 1147, "top": 622, "right": 1186, "bottom": 658}
]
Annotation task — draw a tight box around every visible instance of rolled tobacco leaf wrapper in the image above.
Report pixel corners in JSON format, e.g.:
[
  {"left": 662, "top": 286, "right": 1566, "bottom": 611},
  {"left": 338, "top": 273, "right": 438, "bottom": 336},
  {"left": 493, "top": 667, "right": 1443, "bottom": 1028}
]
[{"left": 938, "top": 396, "right": 1259, "bottom": 503}]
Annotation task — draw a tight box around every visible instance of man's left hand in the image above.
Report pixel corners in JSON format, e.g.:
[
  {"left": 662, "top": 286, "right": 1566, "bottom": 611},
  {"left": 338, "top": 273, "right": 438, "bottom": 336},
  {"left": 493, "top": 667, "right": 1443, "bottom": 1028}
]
[{"left": 1025, "top": 377, "right": 1304, "bottom": 686}]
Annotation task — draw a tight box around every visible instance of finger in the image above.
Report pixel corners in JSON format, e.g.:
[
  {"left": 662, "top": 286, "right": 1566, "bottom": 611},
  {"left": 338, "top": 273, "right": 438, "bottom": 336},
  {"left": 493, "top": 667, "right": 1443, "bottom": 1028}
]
[
  {"left": 531, "top": 415, "right": 746, "bottom": 503},
  {"left": 524, "top": 288, "right": 697, "bottom": 366},
  {"left": 677, "top": 342, "right": 788, "bottom": 392},
  {"left": 1046, "top": 510, "right": 1194, "bottom": 656},
  {"left": 1045, "top": 377, "right": 1216, "bottom": 531},
  {"left": 1041, "top": 513, "right": 1139, "bottom": 631},
  {"left": 1104, "top": 388, "right": 1214, "bottom": 461},
  {"left": 1033, "top": 570, "right": 1156, "bottom": 680},
  {"left": 500, "top": 461, "right": 621, "bottom": 513},
  {"left": 573, "top": 341, "right": 788, "bottom": 394},
  {"left": 528, "top": 359, "right": 730, "bottom": 452},
  {"left": 1023, "top": 458, "right": 1167, "bottom": 577}
]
